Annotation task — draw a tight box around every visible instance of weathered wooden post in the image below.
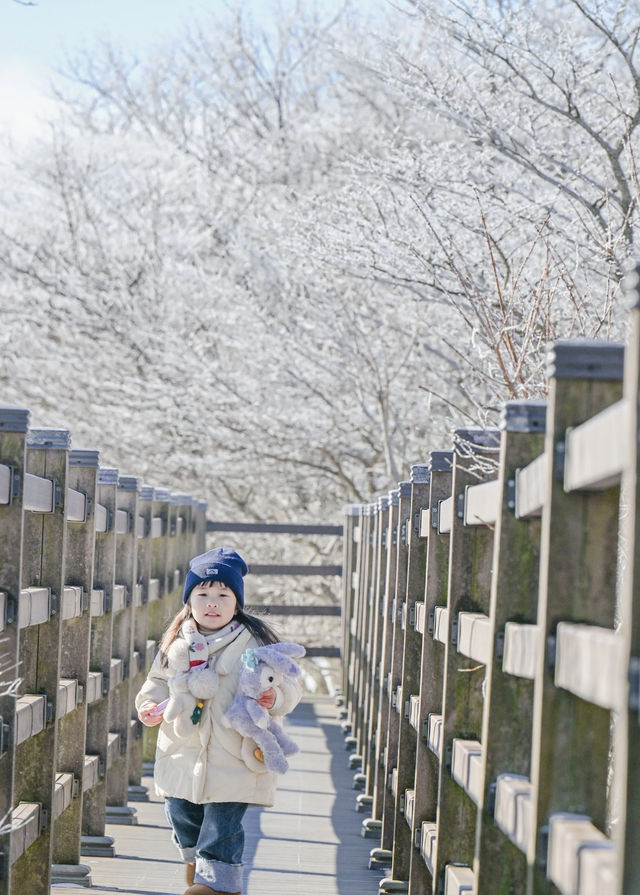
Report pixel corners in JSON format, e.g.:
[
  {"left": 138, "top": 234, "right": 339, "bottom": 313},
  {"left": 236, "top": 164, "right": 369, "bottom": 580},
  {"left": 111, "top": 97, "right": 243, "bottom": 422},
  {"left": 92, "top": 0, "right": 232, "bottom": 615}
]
[
  {"left": 14, "top": 427, "right": 70, "bottom": 894},
  {"left": 527, "top": 341, "right": 624, "bottom": 895},
  {"left": 617, "top": 267, "right": 640, "bottom": 895},
  {"left": 341, "top": 505, "right": 361, "bottom": 705},
  {"left": 346, "top": 503, "right": 373, "bottom": 769},
  {"left": 409, "top": 450, "right": 452, "bottom": 895},
  {"left": 356, "top": 500, "right": 384, "bottom": 796},
  {"left": 381, "top": 465, "right": 430, "bottom": 894},
  {"left": 474, "top": 400, "right": 546, "bottom": 895},
  {"left": 104, "top": 475, "right": 140, "bottom": 827},
  {"left": 0, "top": 406, "right": 29, "bottom": 895},
  {"left": 51, "top": 447, "right": 101, "bottom": 888},
  {"left": 432, "top": 428, "right": 499, "bottom": 895},
  {"left": 366, "top": 489, "right": 400, "bottom": 857},
  {"left": 127, "top": 483, "right": 154, "bottom": 803},
  {"left": 358, "top": 495, "right": 391, "bottom": 818},
  {"left": 81, "top": 466, "right": 118, "bottom": 858},
  {"left": 373, "top": 482, "right": 411, "bottom": 872}
]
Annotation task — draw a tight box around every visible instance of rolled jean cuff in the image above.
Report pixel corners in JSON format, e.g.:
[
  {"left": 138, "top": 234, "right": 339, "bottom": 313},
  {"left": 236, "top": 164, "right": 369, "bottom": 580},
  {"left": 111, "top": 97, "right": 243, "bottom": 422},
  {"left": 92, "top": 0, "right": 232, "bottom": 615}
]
[
  {"left": 178, "top": 845, "right": 196, "bottom": 862},
  {"left": 195, "top": 856, "right": 243, "bottom": 892}
]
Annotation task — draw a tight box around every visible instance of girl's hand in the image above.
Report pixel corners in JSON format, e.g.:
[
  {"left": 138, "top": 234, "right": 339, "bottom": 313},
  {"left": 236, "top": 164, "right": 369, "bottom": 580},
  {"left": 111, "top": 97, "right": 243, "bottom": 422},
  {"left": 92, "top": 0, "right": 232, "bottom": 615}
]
[
  {"left": 138, "top": 703, "right": 164, "bottom": 726},
  {"left": 257, "top": 688, "right": 276, "bottom": 710}
]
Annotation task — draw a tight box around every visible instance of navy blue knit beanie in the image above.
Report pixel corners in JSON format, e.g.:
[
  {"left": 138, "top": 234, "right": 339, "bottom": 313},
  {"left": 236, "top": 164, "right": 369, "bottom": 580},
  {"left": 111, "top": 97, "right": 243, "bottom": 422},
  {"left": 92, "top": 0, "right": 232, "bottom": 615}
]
[{"left": 182, "top": 546, "right": 248, "bottom": 607}]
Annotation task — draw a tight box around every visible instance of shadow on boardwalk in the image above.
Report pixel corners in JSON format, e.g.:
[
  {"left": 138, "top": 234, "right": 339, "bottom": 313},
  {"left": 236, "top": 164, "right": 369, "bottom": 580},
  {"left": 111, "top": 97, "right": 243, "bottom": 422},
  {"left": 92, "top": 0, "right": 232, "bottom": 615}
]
[{"left": 51, "top": 696, "right": 385, "bottom": 895}]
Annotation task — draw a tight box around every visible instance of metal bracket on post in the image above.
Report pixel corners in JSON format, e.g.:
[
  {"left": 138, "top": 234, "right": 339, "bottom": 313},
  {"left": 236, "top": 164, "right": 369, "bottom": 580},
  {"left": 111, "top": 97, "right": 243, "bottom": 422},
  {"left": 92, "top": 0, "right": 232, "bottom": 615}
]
[
  {"left": 506, "top": 478, "right": 516, "bottom": 513},
  {"left": 0, "top": 717, "right": 10, "bottom": 755},
  {"left": 5, "top": 596, "right": 15, "bottom": 627},
  {"left": 495, "top": 630, "right": 505, "bottom": 664},
  {"left": 546, "top": 634, "right": 557, "bottom": 673},
  {"left": 456, "top": 492, "right": 465, "bottom": 520},
  {"left": 431, "top": 504, "right": 439, "bottom": 529},
  {"left": 427, "top": 609, "right": 434, "bottom": 636},
  {"left": 487, "top": 781, "right": 497, "bottom": 817},
  {"left": 450, "top": 615, "right": 458, "bottom": 646},
  {"left": 536, "top": 825, "right": 549, "bottom": 872},
  {"left": 628, "top": 656, "right": 640, "bottom": 712},
  {"left": 11, "top": 468, "right": 21, "bottom": 502},
  {"left": 554, "top": 440, "right": 566, "bottom": 482}
]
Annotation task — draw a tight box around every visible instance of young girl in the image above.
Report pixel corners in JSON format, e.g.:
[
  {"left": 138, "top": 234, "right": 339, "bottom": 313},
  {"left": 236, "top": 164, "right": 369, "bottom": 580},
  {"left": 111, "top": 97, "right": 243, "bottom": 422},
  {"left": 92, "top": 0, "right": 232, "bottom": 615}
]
[{"left": 136, "top": 546, "right": 302, "bottom": 895}]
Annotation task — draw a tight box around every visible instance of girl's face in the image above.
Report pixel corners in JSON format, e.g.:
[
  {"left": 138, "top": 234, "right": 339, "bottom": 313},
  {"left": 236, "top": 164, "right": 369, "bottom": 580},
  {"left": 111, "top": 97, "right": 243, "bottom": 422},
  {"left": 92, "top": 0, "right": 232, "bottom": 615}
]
[{"left": 189, "top": 580, "right": 238, "bottom": 631}]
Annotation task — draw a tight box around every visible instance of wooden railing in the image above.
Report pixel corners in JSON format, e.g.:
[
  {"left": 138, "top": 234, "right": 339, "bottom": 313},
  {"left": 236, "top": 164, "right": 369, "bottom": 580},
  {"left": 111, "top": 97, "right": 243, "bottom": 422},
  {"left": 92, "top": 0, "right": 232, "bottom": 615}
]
[
  {"left": 0, "top": 413, "right": 206, "bottom": 894},
  {"left": 340, "top": 272, "right": 640, "bottom": 894}
]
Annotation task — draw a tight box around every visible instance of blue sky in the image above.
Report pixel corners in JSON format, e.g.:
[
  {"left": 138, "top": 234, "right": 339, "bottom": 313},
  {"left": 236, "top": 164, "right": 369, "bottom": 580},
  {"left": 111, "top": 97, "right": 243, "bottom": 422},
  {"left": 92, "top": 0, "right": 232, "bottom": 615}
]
[{"left": 1, "top": 0, "right": 367, "bottom": 141}]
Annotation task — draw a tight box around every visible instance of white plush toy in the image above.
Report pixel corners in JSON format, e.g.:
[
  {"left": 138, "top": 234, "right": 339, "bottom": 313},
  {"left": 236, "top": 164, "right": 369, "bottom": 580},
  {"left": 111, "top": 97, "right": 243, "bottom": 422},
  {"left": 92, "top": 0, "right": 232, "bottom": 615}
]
[
  {"left": 163, "top": 619, "right": 219, "bottom": 736},
  {"left": 222, "top": 642, "right": 305, "bottom": 773}
]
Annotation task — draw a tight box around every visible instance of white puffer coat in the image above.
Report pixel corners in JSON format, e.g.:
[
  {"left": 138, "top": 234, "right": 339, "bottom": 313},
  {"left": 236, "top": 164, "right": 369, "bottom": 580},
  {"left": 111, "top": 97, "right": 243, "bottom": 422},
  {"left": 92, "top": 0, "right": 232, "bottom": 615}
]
[{"left": 135, "top": 626, "right": 302, "bottom": 806}]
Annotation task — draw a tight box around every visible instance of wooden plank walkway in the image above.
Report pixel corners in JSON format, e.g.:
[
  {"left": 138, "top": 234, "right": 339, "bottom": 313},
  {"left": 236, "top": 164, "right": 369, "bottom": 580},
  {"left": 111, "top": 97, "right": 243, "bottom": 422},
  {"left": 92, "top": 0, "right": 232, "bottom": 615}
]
[{"left": 51, "top": 696, "right": 387, "bottom": 895}]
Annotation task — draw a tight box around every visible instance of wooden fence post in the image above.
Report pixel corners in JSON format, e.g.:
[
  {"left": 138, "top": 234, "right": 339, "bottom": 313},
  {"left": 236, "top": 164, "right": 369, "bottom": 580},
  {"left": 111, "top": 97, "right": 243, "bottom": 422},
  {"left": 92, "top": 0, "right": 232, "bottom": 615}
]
[
  {"left": 81, "top": 466, "right": 117, "bottom": 858},
  {"left": 617, "top": 268, "right": 640, "bottom": 895},
  {"left": 368, "top": 488, "right": 400, "bottom": 867},
  {"left": 432, "top": 428, "right": 499, "bottom": 895},
  {"left": 358, "top": 496, "right": 391, "bottom": 819},
  {"left": 382, "top": 465, "right": 430, "bottom": 893},
  {"left": 409, "top": 450, "right": 452, "bottom": 895},
  {"left": 15, "top": 427, "right": 70, "bottom": 894},
  {"left": 128, "top": 483, "right": 154, "bottom": 803},
  {"left": 376, "top": 482, "right": 412, "bottom": 873},
  {"left": 341, "top": 506, "right": 361, "bottom": 706},
  {"left": 474, "top": 400, "right": 546, "bottom": 895},
  {"left": 527, "top": 341, "right": 624, "bottom": 894},
  {"left": 51, "top": 447, "right": 100, "bottom": 887},
  {"left": 356, "top": 500, "right": 385, "bottom": 799},
  {"left": 0, "top": 406, "right": 29, "bottom": 895}
]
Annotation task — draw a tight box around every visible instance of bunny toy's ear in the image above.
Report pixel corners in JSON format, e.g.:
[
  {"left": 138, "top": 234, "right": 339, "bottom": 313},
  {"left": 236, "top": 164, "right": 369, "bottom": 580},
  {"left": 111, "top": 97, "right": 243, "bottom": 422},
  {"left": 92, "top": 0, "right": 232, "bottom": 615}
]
[{"left": 274, "top": 642, "right": 306, "bottom": 659}]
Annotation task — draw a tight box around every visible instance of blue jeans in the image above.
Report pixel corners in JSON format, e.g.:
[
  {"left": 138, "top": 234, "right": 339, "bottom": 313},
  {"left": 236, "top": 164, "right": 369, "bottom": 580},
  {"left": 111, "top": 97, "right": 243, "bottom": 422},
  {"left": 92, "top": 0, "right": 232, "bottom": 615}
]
[{"left": 164, "top": 797, "right": 247, "bottom": 892}]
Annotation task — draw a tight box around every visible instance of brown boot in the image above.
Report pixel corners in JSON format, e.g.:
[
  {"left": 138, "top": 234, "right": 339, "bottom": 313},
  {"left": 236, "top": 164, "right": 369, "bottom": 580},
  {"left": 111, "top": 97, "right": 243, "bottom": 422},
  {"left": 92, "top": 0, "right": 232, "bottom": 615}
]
[
  {"left": 186, "top": 863, "right": 196, "bottom": 886},
  {"left": 183, "top": 884, "right": 240, "bottom": 895}
]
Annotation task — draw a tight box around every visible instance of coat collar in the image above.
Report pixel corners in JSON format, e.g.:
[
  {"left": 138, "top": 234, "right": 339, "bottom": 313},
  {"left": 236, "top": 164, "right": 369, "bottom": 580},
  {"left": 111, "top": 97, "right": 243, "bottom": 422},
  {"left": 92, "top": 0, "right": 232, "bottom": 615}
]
[{"left": 215, "top": 627, "right": 253, "bottom": 675}]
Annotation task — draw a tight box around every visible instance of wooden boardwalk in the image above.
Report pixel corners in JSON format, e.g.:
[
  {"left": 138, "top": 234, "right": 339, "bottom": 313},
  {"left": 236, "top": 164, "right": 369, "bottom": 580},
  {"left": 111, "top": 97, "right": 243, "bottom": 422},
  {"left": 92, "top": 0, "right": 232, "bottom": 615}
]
[{"left": 51, "top": 696, "right": 386, "bottom": 895}]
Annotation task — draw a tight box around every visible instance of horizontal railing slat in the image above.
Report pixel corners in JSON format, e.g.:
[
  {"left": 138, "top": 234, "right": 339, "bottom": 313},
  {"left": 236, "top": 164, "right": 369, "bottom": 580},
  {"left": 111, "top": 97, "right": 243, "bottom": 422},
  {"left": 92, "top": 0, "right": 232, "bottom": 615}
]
[
  {"left": 0, "top": 463, "right": 10, "bottom": 504},
  {"left": 515, "top": 451, "right": 547, "bottom": 519},
  {"left": 249, "top": 564, "right": 342, "bottom": 576},
  {"left": 438, "top": 496, "right": 453, "bottom": 533},
  {"left": 257, "top": 604, "right": 341, "bottom": 616},
  {"left": 208, "top": 520, "right": 343, "bottom": 535},
  {"left": 464, "top": 479, "right": 500, "bottom": 526},
  {"left": 554, "top": 623, "right": 622, "bottom": 710},
  {"left": 23, "top": 472, "right": 54, "bottom": 513},
  {"left": 564, "top": 398, "right": 629, "bottom": 492}
]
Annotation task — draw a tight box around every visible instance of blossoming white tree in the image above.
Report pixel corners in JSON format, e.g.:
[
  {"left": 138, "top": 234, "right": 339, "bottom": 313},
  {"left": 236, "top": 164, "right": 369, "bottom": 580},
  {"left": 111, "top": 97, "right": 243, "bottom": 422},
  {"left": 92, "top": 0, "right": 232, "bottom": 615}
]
[{"left": 0, "top": 0, "right": 636, "bottom": 530}]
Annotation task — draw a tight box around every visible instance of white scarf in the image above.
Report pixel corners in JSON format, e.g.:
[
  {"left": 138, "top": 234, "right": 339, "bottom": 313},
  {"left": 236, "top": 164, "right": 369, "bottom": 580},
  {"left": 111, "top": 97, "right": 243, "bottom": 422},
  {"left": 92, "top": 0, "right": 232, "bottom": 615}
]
[{"left": 184, "top": 618, "right": 244, "bottom": 657}]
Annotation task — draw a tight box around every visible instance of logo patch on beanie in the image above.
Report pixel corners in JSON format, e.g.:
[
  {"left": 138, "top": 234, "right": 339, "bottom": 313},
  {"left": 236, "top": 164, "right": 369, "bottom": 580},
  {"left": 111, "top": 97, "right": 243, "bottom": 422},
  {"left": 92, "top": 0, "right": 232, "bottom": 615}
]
[{"left": 204, "top": 568, "right": 218, "bottom": 576}]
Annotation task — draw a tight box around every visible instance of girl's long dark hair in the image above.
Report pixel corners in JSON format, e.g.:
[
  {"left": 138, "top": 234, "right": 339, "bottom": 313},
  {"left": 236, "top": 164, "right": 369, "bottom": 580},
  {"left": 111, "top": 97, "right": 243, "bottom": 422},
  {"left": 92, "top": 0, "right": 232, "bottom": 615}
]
[{"left": 237, "top": 606, "right": 280, "bottom": 645}]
